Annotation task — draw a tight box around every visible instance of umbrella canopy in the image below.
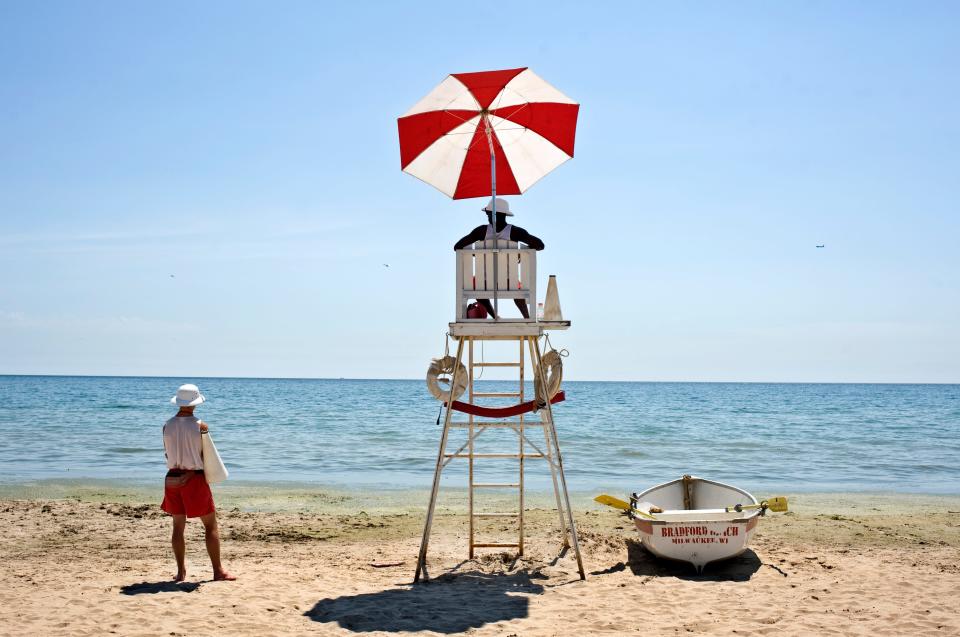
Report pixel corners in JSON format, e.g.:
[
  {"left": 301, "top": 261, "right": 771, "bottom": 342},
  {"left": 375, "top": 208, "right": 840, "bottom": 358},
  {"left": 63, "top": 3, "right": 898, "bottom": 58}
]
[{"left": 398, "top": 67, "right": 579, "bottom": 200}]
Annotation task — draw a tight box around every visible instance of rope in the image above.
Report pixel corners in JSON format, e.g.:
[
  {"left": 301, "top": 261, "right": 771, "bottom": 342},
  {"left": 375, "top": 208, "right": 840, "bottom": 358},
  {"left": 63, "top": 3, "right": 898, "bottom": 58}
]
[
  {"left": 534, "top": 350, "right": 561, "bottom": 404},
  {"left": 436, "top": 333, "right": 452, "bottom": 425},
  {"left": 475, "top": 339, "right": 485, "bottom": 380},
  {"left": 543, "top": 333, "right": 569, "bottom": 357}
]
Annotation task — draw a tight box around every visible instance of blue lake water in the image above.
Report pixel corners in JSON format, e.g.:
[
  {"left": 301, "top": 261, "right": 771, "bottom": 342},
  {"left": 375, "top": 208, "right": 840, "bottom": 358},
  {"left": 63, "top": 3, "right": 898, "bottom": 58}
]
[{"left": 0, "top": 376, "right": 958, "bottom": 495}]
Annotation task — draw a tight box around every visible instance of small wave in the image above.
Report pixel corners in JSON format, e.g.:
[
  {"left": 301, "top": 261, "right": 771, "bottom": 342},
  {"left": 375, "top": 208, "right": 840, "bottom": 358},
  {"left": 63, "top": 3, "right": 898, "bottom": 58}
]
[{"left": 105, "top": 447, "right": 156, "bottom": 454}]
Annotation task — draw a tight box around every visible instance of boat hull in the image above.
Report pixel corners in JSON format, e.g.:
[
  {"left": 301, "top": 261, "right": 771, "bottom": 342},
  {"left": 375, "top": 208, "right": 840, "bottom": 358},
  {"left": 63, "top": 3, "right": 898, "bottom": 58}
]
[{"left": 631, "top": 476, "right": 761, "bottom": 573}]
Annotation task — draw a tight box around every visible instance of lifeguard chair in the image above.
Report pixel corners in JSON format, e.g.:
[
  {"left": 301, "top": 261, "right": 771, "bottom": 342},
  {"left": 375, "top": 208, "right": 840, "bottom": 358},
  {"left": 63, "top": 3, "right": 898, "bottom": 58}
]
[
  {"left": 415, "top": 242, "right": 584, "bottom": 582},
  {"left": 455, "top": 240, "right": 536, "bottom": 321}
]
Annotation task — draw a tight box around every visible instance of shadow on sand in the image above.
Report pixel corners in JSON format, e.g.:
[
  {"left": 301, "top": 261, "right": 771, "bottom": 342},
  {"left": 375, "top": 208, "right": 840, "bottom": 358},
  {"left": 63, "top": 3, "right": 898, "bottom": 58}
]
[
  {"left": 623, "top": 539, "right": 762, "bottom": 581},
  {"left": 304, "top": 570, "right": 545, "bottom": 633},
  {"left": 119, "top": 580, "right": 201, "bottom": 595}
]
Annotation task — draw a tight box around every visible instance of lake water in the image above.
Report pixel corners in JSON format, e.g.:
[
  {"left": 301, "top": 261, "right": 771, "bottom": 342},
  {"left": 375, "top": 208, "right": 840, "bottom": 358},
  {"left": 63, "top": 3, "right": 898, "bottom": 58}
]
[{"left": 1, "top": 376, "right": 957, "bottom": 495}]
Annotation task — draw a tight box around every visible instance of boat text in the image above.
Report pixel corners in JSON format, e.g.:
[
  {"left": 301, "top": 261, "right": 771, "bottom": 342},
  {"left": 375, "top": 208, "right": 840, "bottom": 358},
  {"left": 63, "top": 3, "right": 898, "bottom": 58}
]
[{"left": 660, "top": 525, "right": 741, "bottom": 544}]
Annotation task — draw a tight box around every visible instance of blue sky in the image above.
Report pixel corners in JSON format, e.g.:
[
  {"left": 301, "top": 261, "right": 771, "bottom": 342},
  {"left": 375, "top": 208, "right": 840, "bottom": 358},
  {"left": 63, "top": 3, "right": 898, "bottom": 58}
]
[{"left": 1, "top": 2, "right": 958, "bottom": 382}]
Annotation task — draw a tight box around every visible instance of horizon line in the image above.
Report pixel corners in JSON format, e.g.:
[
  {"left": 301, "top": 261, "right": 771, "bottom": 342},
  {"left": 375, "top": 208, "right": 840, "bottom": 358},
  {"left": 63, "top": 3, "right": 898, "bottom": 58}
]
[{"left": 0, "top": 373, "right": 957, "bottom": 386}]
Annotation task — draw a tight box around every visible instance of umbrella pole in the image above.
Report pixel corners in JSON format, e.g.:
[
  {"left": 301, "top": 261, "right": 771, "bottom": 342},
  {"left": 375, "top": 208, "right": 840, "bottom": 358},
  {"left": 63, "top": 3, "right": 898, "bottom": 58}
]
[{"left": 484, "top": 115, "right": 499, "bottom": 320}]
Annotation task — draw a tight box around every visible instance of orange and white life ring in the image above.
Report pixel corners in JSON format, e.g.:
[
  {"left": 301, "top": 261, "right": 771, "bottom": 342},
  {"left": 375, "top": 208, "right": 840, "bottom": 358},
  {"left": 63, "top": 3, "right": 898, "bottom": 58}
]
[{"left": 426, "top": 356, "right": 468, "bottom": 402}]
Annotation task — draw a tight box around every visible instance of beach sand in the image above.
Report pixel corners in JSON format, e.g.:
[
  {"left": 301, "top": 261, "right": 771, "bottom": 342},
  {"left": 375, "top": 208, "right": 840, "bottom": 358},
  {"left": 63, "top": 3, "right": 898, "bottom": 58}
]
[{"left": 1, "top": 487, "right": 959, "bottom": 636}]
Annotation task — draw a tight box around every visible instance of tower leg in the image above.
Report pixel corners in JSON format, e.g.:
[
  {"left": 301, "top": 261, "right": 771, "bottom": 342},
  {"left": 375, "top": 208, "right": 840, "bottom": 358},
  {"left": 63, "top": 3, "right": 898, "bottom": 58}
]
[
  {"left": 468, "top": 337, "right": 475, "bottom": 559},
  {"left": 414, "top": 336, "right": 466, "bottom": 583},
  {"left": 532, "top": 336, "right": 586, "bottom": 580},
  {"left": 526, "top": 337, "right": 568, "bottom": 546},
  {"left": 518, "top": 337, "right": 525, "bottom": 556}
]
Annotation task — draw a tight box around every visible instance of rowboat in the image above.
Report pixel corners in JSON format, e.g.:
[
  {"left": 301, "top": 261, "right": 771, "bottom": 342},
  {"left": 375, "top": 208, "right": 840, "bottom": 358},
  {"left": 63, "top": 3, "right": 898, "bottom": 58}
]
[{"left": 630, "top": 475, "right": 764, "bottom": 573}]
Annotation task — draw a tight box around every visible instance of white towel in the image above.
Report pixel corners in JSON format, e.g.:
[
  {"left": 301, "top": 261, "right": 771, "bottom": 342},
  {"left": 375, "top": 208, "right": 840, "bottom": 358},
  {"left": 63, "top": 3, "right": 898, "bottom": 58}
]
[{"left": 201, "top": 432, "right": 229, "bottom": 484}]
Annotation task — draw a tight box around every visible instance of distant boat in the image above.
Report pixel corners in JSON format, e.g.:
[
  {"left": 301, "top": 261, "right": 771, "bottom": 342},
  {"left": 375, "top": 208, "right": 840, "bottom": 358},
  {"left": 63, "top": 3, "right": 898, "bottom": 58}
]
[{"left": 816, "top": 244, "right": 825, "bottom": 248}]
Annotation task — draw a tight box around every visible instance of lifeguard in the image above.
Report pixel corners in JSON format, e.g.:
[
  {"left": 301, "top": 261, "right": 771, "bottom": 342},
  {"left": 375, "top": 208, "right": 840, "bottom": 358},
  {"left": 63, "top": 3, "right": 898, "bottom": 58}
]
[{"left": 454, "top": 197, "right": 544, "bottom": 319}]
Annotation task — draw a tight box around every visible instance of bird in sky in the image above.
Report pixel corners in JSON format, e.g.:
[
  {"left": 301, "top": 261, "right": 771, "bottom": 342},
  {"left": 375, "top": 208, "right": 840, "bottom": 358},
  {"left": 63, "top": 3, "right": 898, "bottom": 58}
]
[{"left": 383, "top": 263, "right": 390, "bottom": 268}]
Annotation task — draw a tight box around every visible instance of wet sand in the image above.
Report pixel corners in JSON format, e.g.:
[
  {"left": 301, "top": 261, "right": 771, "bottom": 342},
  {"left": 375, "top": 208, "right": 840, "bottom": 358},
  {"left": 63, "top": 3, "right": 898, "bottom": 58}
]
[{"left": 1, "top": 486, "right": 958, "bottom": 636}]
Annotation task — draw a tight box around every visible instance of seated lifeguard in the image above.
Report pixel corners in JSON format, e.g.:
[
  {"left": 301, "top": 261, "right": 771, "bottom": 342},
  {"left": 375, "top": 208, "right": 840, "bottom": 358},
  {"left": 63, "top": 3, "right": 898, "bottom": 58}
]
[{"left": 454, "top": 198, "right": 544, "bottom": 319}]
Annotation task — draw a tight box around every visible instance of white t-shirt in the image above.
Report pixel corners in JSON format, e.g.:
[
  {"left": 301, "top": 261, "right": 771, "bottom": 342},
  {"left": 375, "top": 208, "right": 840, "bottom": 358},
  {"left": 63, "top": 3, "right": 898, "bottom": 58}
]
[{"left": 162, "top": 415, "right": 204, "bottom": 470}]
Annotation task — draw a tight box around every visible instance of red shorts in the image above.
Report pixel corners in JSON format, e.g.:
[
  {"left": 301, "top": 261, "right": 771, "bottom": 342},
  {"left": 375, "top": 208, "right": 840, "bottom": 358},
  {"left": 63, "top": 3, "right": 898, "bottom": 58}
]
[{"left": 161, "top": 472, "right": 215, "bottom": 518}]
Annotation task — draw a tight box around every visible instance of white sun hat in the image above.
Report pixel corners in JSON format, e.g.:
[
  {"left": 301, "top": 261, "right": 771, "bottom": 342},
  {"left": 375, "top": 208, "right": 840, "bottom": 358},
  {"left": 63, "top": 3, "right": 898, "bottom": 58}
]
[
  {"left": 482, "top": 197, "right": 514, "bottom": 216},
  {"left": 171, "top": 383, "right": 205, "bottom": 407}
]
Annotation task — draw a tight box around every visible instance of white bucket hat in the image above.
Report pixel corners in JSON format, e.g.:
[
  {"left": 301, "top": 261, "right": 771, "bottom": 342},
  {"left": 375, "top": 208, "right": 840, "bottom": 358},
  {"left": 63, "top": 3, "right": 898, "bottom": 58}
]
[
  {"left": 171, "top": 383, "right": 205, "bottom": 407},
  {"left": 482, "top": 197, "right": 514, "bottom": 216}
]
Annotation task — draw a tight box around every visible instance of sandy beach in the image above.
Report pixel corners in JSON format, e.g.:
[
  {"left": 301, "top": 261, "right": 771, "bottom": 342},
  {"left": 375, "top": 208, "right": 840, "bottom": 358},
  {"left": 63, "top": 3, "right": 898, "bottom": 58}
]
[
  {"left": 2, "top": 486, "right": 958, "bottom": 636},
  {"left": 4, "top": 1, "right": 959, "bottom": 635}
]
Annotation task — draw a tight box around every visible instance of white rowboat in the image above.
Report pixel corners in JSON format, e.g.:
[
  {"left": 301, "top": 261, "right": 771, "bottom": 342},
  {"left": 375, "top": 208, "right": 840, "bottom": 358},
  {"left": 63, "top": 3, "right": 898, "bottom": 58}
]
[{"left": 630, "top": 475, "right": 761, "bottom": 573}]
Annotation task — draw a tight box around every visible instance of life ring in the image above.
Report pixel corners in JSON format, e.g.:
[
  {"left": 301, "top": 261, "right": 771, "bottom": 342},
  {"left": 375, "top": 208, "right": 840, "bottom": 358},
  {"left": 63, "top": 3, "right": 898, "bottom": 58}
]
[
  {"left": 426, "top": 356, "right": 468, "bottom": 402},
  {"left": 535, "top": 349, "right": 563, "bottom": 402}
]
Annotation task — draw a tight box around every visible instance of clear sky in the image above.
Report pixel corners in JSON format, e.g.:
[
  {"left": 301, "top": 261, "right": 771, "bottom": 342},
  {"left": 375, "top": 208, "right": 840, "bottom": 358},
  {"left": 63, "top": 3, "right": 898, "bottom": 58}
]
[{"left": 1, "top": 2, "right": 958, "bottom": 382}]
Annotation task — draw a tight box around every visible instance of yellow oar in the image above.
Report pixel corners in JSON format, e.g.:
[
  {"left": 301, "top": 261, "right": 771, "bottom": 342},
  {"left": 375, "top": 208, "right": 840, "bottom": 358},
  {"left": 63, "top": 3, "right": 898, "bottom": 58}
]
[
  {"left": 594, "top": 494, "right": 657, "bottom": 519},
  {"left": 725, "top": 496, "right": 788, "bottom": 513}
]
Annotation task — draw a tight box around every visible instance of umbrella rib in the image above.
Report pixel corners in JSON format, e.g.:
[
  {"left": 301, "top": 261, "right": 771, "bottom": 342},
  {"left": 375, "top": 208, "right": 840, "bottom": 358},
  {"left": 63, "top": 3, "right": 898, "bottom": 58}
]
[
  {"left": 490, "top": 103, "right": 531, "bottom": 138},
  {"left": 444, "top": 126, "right": 527, "bottom": 136},
  {"left": 442, "top": 109, "right": 478, "bottom": 125},
  {"left": 493, "top": 101, "right": 530, "bottom": 119},
  {"left": 467, "top": 128, "right": 486, "bottom": 151},
  {"left": 490, "top": 82, "right": 523, "bottom": 113}
]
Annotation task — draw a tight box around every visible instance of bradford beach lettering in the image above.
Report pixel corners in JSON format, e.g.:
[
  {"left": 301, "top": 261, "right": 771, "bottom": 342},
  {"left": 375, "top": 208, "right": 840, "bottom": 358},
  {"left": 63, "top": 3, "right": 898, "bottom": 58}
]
[
  {"left": 661, "top": 526, "right": 709, "bottom": 537},
  {"left": 660, "top": 526, "right": 740, "bottom": 537},
  {"left": 660, "top": 525, "right": 741, "bottom": 544}
]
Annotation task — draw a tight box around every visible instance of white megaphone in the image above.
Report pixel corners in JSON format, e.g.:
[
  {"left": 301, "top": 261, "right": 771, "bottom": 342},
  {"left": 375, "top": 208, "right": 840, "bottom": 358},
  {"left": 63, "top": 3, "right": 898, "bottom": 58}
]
[{"left": 543, "top": 275, "right": 563, "bottom": 321}]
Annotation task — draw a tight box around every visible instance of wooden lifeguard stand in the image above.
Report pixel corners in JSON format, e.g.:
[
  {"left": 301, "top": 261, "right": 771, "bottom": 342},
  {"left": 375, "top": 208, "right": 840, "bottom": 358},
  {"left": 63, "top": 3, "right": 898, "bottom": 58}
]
[{"left": 414, "top": 241, "right": 585, "bottom": 582}]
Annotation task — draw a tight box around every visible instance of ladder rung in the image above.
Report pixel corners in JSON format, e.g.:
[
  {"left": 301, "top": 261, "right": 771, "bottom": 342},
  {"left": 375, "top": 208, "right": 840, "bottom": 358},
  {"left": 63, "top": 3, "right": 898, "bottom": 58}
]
[
  {"left": 472, "top": 513, "right": 520, "bottom": 518},
  {"left": 473, "top": 392, "right": 522, "bottom": 397},
  {"left": 473, "top": 362, "right": 521, "bottom": 367},
  {"left": 472, "top": 543, "right": 520, "bottom": 548},
  {"left": 445, "top": 453, "right": 543, "bottom": 459},
  {"left": 450, "top": 420, "right": 543, "bottom": 427},
  {"left": 445, "top": 453, "right": 518, "bottom": 459},
  {"left": 472, "top": 483, "right": 520, "bottom": 488}
]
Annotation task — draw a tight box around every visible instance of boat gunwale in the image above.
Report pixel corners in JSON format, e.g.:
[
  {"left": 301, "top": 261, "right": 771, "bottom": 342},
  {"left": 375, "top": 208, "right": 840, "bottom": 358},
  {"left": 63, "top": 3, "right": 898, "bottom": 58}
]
[
  {"left": 631, "top": 475, "right": 760, "bottom": 523},
  {"left": 640, "top": 514, "right": 756, "bottom": 525}
]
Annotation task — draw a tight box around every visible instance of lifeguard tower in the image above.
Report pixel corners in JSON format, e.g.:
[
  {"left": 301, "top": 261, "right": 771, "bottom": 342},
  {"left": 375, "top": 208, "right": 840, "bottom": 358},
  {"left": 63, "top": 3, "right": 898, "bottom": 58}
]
[
  {"left": 395, "top": 65, "right": 584, "bottom": 582},
  {"left": 414, "top": 240, "right": 585, "bottom": 582}
]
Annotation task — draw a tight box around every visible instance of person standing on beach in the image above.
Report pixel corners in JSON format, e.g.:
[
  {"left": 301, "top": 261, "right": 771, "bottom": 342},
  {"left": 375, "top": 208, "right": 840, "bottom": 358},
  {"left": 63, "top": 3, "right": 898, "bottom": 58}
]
[
  {"left": 453, "top": 197, "right": 545, "bottom": 319},
  {"left": 161, "top": 383, "right": 235, "bottom": 582}
]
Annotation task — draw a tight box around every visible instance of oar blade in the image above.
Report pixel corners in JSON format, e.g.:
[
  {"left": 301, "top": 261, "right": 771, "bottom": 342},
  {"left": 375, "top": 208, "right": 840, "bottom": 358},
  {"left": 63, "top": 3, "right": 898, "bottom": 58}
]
[
  {"left": 594, "top": 494, "right": 631, "bottom": 511},
  {"left": 765, "top": 496, "right": 788, "bottom": 512}
]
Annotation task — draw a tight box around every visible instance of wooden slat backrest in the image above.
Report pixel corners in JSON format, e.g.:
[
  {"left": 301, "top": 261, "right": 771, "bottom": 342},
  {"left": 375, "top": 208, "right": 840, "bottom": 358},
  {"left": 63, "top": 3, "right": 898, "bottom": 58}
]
[
  {"left": 518, "top": 251, "right": 531, "bottom": 291},
  {"left": 505, "top": 243, "right": 518, "bottom": 290},
  {"left": 455, "top": 243, "right": 536, "bottom": 320},
  {"left": 481, "top": 241, "right": 494, "bottom": 290},
  {"left": 461, "top": 248, "right": 474, "bottom": 290},
  {"left": 473, "top": 240, "right": 519, "bottom": 291}
]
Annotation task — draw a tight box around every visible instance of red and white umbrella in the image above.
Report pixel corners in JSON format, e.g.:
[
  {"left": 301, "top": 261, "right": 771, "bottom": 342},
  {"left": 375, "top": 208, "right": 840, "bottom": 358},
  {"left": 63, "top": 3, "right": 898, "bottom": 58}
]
[{"left": 397, "top": 67, "right": 579, "bottom": 200}]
